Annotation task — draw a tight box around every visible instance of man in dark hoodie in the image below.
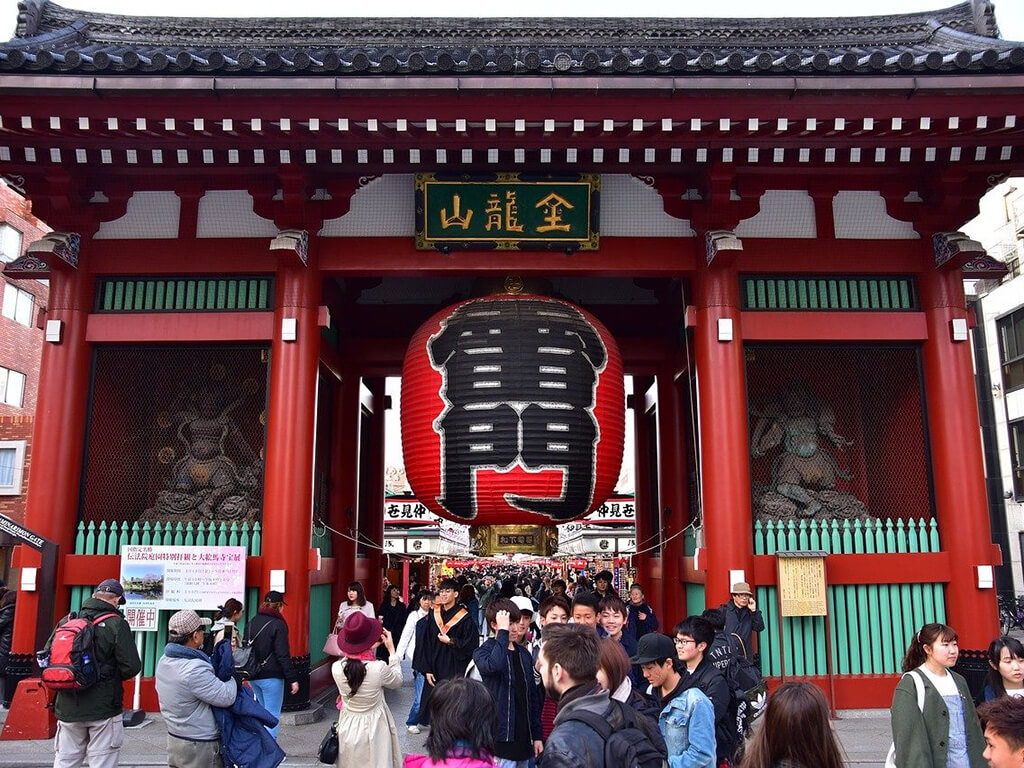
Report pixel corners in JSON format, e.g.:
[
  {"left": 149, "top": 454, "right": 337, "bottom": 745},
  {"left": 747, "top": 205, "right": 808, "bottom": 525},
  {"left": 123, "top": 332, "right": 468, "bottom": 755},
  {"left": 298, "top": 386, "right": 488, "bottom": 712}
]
[
  {"left": 675, "top": 616, "right": 736, "bottom": 765},
  {"left": 47, "top": 579, "right": 142, "bottom": 768},
  {"left": 473, "top": 598, "right": 542, "bottom": 767}
]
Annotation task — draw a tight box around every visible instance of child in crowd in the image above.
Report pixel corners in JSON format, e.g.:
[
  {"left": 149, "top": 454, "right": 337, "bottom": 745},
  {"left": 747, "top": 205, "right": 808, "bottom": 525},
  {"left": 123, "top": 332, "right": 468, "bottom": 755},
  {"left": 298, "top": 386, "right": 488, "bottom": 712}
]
[
  {"left": 404, "top": 677, "right": 498, "bottom": 768},
  {"left": 570, "top": 591, "right": 600, "bottom": 629},
  {"left": 599, "top": 595, "right": 638, "bottom": 666}
]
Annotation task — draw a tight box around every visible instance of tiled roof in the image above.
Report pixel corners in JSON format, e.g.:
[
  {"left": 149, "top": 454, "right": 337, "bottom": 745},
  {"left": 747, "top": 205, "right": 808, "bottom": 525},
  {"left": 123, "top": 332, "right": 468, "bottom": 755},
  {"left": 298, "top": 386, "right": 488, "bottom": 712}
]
[{"left": 1, "top": 0, "right": 1022, "bottom": 77}]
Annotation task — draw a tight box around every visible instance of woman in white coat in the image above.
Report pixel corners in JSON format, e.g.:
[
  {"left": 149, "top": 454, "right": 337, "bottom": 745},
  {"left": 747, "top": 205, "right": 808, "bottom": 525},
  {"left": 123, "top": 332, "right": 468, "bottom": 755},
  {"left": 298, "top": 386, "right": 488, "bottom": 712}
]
[{"left": 332, "top": 611, "right": 403, "bottom": 768}]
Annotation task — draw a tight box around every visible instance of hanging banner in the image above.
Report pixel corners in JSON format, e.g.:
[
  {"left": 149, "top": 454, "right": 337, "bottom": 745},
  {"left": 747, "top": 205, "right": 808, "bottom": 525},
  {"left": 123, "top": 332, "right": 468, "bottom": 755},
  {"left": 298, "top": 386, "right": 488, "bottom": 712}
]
[{"left": 120, "top": 545, "right": 246, "bottom": 610}]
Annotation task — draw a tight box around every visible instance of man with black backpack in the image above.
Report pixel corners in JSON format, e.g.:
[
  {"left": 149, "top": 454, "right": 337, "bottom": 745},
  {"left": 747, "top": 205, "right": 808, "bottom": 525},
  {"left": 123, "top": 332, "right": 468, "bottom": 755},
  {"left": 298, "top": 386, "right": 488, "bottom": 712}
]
[
  {"left": 43, "top": 578, "right": 142, "bottom": 768},
  {"left": 538, "top": 623, "right": 666, "bottom": 768}
]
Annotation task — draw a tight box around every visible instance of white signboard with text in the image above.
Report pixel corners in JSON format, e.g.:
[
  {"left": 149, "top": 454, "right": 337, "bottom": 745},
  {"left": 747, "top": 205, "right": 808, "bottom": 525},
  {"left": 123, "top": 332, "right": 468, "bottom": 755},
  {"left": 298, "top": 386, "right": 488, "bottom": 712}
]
[{"left": 120, "top": 545, "right": 246, "bottom": 612}]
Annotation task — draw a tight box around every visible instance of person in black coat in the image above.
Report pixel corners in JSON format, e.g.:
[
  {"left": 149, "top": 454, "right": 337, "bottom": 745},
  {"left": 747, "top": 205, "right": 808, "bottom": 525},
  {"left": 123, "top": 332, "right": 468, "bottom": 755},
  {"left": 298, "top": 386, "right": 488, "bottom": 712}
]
[
  {"left": 378, "top": 585, "right": 407, "bottom": 661},
  {"left": 242, "top": 590, "right": 298, "bottom": 740},
  {"left": 718, "top": 581, "right": 765, "bottom": 653},
  {"left": 0, "top": 590, "right": 15, "bottom": 708}
]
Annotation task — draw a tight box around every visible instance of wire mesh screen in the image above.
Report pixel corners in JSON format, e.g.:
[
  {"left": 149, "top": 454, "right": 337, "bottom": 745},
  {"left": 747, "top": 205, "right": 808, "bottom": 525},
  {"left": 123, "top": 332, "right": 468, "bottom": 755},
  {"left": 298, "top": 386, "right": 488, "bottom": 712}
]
[
  {"left": 746, "top": 344, "right": 932, "bottom": 523},
  {"left": 80, "top": 345, "right": 270, "bottom": 525}
]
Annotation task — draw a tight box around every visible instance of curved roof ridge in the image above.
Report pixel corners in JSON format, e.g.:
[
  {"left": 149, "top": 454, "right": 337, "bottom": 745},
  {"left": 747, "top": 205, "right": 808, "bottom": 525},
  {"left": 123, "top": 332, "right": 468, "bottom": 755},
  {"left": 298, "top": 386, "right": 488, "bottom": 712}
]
[{"left": 10, "top": 1, "right": 993, "bottom": 45}]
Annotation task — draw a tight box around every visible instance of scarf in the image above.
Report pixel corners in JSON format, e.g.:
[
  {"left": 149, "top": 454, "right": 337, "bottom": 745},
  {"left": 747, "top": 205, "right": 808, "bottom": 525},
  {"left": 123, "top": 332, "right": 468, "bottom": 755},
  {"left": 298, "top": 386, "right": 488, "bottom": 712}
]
[{"left": 162, "top": 642, "right": 213, "bottom": 665}]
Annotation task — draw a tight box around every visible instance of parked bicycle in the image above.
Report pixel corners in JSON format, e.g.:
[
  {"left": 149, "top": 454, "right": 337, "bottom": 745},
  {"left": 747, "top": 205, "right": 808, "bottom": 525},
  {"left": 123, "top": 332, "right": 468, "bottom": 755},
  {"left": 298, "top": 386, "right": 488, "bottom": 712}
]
[{"left": 998, "top": 593, "right": 1024, "bottom": 634}]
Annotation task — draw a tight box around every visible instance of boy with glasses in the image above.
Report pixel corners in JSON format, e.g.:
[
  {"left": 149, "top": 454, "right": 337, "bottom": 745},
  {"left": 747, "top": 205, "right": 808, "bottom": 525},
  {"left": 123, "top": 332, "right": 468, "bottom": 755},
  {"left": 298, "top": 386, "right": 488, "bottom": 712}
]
[{"left": 675, "top": 617, "right": 736, "bottom": 766}]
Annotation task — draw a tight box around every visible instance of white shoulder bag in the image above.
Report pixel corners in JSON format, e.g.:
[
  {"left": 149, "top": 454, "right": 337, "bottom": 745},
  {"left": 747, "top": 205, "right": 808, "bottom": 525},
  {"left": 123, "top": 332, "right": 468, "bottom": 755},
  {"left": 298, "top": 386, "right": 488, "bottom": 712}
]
[{"left": 884, "top": 670, "right": 926, "bottom": 768}]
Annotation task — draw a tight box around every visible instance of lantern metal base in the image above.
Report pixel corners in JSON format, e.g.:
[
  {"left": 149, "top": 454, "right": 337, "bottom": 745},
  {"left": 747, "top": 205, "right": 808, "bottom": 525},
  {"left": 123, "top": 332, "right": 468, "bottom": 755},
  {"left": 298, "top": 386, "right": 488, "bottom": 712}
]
[{"left": 471, "top": 524, "right": 558, "bottom": 556}]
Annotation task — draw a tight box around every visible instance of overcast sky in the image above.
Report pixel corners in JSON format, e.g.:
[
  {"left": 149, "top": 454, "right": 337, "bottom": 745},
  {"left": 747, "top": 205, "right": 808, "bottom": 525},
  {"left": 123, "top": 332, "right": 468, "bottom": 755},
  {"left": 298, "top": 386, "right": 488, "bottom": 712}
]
[{"left": 0, "top": 0, "right": 1022, "bottom": 40}]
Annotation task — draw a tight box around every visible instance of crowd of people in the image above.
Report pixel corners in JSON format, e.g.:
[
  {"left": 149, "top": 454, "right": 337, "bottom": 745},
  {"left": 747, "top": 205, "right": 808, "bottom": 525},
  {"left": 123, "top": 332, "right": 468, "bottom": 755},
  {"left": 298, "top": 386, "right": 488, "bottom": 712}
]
[{"left": 13, "top": 569, "right": 1024, "bottom": 767}]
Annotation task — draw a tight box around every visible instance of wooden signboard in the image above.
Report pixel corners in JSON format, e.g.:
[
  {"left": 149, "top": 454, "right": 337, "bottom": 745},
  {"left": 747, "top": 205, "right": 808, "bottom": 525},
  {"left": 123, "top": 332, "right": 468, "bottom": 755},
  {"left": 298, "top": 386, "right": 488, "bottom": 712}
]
[{"left": 776, "top": 550, "right": 828, "bottom": 617}]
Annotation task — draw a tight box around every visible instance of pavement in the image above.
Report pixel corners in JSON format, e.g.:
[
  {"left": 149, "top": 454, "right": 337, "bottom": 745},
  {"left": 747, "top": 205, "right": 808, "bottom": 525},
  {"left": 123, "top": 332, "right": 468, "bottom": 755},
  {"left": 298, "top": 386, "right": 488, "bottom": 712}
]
[{"left": 0, "top": 659, "right": 893, "bottom": 767}]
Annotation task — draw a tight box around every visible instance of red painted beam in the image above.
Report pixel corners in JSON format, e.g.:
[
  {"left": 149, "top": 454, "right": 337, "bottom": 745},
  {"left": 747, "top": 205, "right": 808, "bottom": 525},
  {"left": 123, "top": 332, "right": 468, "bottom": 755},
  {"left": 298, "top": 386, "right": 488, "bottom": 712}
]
[
  {"left": 742, "top": 312, "right": 928, "bottom": 341},
  {"left": 87, "top": 239, "right": 278, "bottom": 275},
  {"left": 86, "top": 311, "right": 274, "bottom": 342},
  {"left": 737, "top": 240, "right": 924, "bottom": 272}
]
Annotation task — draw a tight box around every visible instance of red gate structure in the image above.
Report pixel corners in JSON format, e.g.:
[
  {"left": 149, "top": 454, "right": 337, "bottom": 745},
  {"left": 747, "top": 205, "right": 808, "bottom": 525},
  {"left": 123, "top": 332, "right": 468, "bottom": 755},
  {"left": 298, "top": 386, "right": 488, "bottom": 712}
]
[{"left": 0, "top": 0, "right": 1021, "bottom": 724}]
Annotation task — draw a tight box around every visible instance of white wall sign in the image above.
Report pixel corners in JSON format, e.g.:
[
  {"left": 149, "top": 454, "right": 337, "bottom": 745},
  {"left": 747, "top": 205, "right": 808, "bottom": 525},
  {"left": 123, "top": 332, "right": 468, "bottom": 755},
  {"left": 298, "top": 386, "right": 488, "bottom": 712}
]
[{"left": 120, "top": 545, "right": 246, "bottom": 611}]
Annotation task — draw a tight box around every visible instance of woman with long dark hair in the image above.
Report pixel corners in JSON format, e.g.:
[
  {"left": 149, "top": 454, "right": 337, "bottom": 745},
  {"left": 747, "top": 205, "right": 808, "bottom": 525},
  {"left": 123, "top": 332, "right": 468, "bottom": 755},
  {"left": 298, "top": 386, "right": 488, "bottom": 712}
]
[
  {"left": 404, "top": 677, "right": 497, "bottom": 767},
  {"left": 337, "top": 581, "right": 376, "bottom": 630},
  {"left": 738, "top": 682, "right": 844, "bottom": 768},
  {"left": 333, "top": 611, "right": 402, "bottom": 768},
  {"left": 889, "top": 622, "right": 986, "bottom": 768},
  {"left": 379, "top": 585, "right": 407, "bottom": 644},
  {"left": 982, "top": 636, "right": 1024, "bottom": 702}
]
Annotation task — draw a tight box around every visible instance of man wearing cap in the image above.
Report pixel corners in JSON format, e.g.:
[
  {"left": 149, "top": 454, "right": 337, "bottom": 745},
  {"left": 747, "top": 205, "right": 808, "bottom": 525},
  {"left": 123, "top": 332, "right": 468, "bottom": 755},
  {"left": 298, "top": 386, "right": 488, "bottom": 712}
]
[
  {"left": 718, "top": 582, "right": 764, "bottom": 654},
  {"left": 47, "top": 579, "right": 142, "bottom": 768},
  {"left": 156, "top": 610, "right": 238, "bottom": 767},
  {"left": 632, "top": 633, "right": 716, "bottom": 768}
]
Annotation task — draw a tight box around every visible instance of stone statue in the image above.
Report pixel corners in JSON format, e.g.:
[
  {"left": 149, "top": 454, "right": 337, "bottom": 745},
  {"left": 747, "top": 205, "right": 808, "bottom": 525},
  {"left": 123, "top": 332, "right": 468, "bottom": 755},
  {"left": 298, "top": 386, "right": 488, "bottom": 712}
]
[
  {"left": 144, "top": 383, "right": 262, "bottom": 522},
  {"left": 750, "top": 380, "right": 866, "bottom": 521}
]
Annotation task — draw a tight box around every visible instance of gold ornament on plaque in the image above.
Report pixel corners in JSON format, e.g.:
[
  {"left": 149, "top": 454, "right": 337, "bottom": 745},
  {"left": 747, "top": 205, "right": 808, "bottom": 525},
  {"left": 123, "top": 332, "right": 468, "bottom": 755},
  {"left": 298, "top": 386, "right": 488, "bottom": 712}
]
[{"left": 470, "top": 524, "right": 557, "bottom": 556}]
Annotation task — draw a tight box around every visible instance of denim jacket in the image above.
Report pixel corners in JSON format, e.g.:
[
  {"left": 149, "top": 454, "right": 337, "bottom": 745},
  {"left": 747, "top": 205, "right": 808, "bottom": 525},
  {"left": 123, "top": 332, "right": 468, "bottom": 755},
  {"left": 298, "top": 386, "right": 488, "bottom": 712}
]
[{"left": 658, "top": 687, "right": 716, "bottom": 768}]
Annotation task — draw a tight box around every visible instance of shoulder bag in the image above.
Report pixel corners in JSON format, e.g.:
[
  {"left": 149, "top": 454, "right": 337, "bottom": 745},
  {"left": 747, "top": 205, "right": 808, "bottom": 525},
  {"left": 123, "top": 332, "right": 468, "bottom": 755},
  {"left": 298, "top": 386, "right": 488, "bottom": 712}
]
[{"left": 233, "top": 619, "right": 272, "bottom": 679}]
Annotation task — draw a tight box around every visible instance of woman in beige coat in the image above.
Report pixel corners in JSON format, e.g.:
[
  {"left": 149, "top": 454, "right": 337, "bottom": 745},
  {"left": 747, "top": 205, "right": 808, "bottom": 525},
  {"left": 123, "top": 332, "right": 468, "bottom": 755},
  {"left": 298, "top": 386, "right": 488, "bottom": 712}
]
[{"left": 332, "top": 610, "right": 403, "bottom": 768}]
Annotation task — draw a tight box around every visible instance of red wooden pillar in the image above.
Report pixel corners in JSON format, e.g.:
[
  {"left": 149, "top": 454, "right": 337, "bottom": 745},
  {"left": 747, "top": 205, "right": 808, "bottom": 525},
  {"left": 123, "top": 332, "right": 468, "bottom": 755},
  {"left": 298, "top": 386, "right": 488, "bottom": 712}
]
[
  {"left": 658, "top": 367, "right": 689, "bottom": 624},
  {"left": 631, "top": 376, "right": 660, "bottom": 616},
  {"left": 330, "top": 372, "right": 360, "bottom": 612},
  {"left": 261, "top": 251, "right": 321, "bottom": 704},
  {"left": 361, "top": 378, "right": 387, "bottom": 605},
  {"left": 919, "top": 265, "right": 999, "bottom": 646},
  {"left": 4, "top": 253, "right": 92, "bottom": 740},
  {"left": 10, "top": 259, "right": 92, "bottom": 653},
  {"left": 694, "top": 258, "right": 755, "bottom": 608}
]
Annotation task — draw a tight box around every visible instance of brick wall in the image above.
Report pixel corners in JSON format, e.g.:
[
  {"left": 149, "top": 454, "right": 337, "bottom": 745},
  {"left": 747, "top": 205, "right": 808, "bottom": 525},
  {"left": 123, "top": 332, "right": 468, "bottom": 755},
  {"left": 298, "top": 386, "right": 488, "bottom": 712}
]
[{"left": 0, "top": 181, "right": 50, "bottom": 583}]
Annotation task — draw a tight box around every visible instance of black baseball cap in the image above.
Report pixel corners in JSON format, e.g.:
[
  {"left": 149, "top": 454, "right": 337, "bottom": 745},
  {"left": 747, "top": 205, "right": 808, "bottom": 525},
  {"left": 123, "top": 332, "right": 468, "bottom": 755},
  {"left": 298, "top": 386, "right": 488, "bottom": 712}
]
[
  {"left": 630, "top": 633, "right": 676, "bottom": 665},
  {"left": 95, "top": 578, "right": 126, "bottom": 605},
  {"left": 264, "top": 590, "right": 286, "bottom": 604}
]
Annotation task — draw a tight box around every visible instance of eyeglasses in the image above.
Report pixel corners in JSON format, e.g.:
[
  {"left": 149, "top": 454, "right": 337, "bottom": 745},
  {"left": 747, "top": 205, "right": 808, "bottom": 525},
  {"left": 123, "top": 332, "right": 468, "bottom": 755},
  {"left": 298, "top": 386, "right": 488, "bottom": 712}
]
[{"left": 674, "top": 638, "right": 696, "bottom": 647}]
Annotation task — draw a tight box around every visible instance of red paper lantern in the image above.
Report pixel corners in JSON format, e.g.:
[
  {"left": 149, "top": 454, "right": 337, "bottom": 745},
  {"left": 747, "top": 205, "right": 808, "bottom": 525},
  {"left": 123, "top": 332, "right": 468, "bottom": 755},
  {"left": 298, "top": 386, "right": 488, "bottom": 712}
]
[{"left": 401, "top": 294, "right": 625, "bottom": 526}]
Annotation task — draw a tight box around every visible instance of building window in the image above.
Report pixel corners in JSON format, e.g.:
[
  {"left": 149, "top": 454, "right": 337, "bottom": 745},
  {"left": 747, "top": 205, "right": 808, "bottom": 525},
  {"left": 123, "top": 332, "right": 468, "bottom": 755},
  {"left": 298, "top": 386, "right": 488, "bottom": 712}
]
[
  {"left": 1, "top": 282, "right": 33, "bottom": 327},
  {"left": 0, "top": 225, "right": 21, "bottom": 263},
  {"left": 998, "top": 308, "right": 1024, "bottom": 392},
  {"left": 0, "top": 440, "right": 26, "bottom": 495},
  {"left": 1012, "top": 421, "right": 1024, "bottom": 500},
  {"left": 0, "top": 367, "right": 26, "bottom": 408}
]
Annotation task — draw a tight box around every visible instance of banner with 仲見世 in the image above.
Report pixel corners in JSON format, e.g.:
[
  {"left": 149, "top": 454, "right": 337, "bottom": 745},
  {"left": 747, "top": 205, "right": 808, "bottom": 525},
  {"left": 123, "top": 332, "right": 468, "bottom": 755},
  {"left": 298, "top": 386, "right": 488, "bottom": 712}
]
[{"left": 120, "top": 545, "right": 246, "bottom": 613}]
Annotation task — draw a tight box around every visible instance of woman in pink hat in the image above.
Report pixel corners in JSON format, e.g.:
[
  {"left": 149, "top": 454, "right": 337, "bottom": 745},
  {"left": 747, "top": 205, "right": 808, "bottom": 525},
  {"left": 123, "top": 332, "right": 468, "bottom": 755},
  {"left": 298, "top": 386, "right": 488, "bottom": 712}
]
[{"left": 333, "top": 611, "right": 403, "bottom": 768}]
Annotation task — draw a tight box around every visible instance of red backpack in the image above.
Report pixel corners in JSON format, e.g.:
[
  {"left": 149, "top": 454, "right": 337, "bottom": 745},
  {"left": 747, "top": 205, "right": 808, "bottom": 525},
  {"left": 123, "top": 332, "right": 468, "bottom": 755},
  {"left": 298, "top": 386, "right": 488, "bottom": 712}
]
[{"left": 40, "top": 612, "right": 119, "bottom": 691}]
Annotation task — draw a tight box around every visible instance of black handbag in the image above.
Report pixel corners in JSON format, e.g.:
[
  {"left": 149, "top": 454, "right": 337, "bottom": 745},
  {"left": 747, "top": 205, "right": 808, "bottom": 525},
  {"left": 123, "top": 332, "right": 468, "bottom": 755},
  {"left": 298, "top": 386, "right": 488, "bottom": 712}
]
[{"left": 318, "top": 722, "right": 339, "bottom": 764}]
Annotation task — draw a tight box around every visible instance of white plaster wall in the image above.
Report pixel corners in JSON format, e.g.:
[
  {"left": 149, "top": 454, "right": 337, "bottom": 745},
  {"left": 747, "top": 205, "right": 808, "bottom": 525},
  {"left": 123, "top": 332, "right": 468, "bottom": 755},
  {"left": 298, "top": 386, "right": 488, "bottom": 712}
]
[
  {"left": 320, "top": 175, "right": 416, "bottom": 237},
  {"left": 833, "top": 191, "right": 919, "bottom": 240},
  {"left": 598, "top": 175, "right": 694, "bottom": 237},
  {"left": 735, "top": 190, "right": 816, "bottom": 238},
  {"left": 94, "top": 191, "right": 181, "bottom": 239},
  {"left": 196, "top": 191, "right": 278, "bottom": 238}
]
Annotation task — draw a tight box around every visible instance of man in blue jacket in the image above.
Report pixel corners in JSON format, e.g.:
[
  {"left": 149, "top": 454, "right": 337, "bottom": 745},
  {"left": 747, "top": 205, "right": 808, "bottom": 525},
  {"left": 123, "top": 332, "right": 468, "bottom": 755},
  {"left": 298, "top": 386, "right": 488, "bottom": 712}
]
[
  {"left": 633, "top": 633, "right": 716, "bottom": 768},
  {"left": 473, "top": 597, "right": 543, "bottom": 768}
]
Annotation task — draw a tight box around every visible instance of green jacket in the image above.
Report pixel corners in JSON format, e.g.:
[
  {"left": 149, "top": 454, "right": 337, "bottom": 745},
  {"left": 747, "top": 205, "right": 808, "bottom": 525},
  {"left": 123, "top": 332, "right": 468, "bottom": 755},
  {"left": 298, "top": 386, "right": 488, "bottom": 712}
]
[
  {"left": 47, "top": 598, "right": 142, "bottom": 723},
  {"left": 890, "top": 668, "right": 986, "bottom": 768}
]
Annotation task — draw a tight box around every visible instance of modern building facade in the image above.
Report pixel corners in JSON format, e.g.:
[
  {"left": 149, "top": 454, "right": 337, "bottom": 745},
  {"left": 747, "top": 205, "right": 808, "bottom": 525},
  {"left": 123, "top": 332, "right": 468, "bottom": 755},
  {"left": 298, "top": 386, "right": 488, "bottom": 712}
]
[{"left": 0, "top": 0, "right": 1022, "bottom": 723}]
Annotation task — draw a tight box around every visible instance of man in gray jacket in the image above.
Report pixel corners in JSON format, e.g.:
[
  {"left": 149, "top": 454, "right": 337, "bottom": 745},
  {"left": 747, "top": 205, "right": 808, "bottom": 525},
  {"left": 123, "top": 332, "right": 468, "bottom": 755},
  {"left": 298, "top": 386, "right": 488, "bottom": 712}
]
[{"left": 156, "top": 610, "right": 237, "bottom": 768}]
